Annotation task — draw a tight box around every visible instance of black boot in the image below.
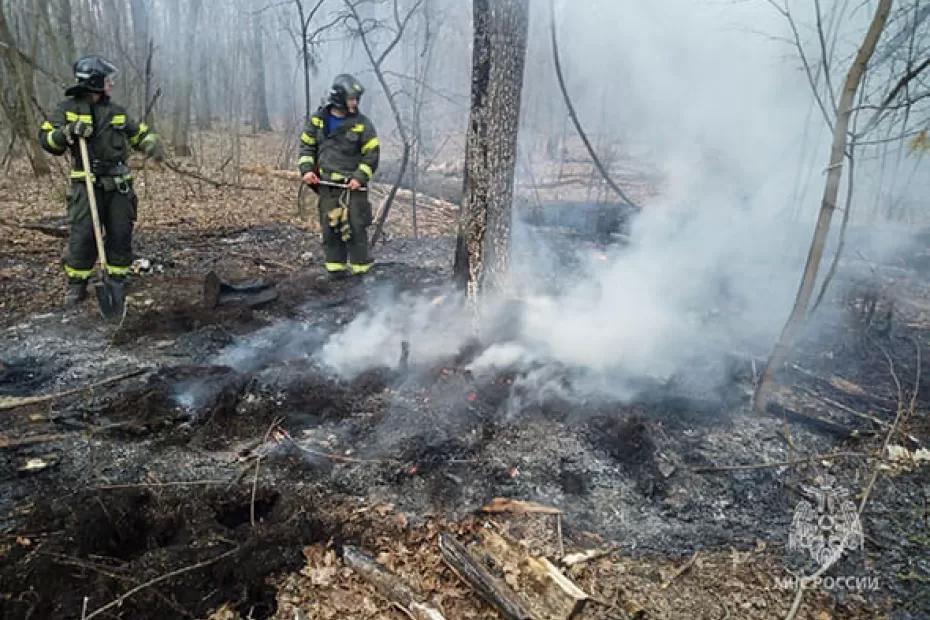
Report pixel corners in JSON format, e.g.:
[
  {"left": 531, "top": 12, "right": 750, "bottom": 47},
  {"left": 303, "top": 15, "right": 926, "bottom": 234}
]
[{"left": 64, "top": 279, "right": 88, "bottom": 307}]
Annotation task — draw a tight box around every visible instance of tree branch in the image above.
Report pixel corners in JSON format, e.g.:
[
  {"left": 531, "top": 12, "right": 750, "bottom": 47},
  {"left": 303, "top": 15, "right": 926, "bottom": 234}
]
[{"left": 549, "top": 0, "right": 639, "bottom": 209}]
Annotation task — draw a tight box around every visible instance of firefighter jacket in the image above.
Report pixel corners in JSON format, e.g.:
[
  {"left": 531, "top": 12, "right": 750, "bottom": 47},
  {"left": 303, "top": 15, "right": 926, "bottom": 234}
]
[
  {"left": 38, "top": 94, "right": 158, "bottom": 180},
  {"left": 297, "top": 105, "right": 380, "bottom": 185}
]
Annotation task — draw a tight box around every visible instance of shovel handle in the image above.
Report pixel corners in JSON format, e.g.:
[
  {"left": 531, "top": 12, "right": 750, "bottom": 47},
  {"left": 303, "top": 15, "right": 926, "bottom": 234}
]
[
  {"left": 317, "top": 179, "right": 367, "bottom": 192},
  {"left": 77, "top": 137, "right": 109, "bottom": 274}
]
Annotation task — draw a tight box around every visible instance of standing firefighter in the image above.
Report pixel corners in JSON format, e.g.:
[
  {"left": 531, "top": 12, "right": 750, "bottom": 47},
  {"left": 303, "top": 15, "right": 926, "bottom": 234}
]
[
  {"left": 298, "top": 74, "right": 380, "bottom": 276},
  {"left": 38, "top": 55, "right": 163, "bottom": 306}
]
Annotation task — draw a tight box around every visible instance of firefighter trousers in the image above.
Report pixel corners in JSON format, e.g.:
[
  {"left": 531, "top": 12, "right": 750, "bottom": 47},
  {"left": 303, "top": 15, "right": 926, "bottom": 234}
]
[
  {"left": 64, "top": 179, "right": 136, "bottom": 280},
  {"left": 317, "top": 184, "right": 373, "bottom": 274}
]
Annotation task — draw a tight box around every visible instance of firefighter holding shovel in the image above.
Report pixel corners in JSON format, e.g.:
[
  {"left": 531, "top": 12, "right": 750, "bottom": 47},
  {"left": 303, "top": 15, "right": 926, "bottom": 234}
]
[
  {"left": 38, "top": 55, "right": 163, "bottom": 316},
  {"left": 298, "top": 74, "right": 380, "bottom": 277}
]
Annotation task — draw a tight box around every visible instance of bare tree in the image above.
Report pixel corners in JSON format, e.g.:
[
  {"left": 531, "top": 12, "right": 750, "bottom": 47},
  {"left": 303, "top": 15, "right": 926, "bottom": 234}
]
[
  {"left": 755, "top": 0, "right": 894, "bottom": 412},
  {"left": 293, "top": 0, "right": 330, "bottom": 120},
  {"left": 452, "top": 0, "right": 530, "bottom": 299},
  {"left": 342, "top": 0, "right": 425, "bottom": 247},
  {"left": 548, "top": 0, "right": 638, "bottom": 209},
  {"left": 0, "top": 0, "right": 50, "bottom": 175},
  {"left": 252, "top": 11, "right": 273, "bottom": 132},
  {"left": 170, "top": 0, "right": 202, "bottom": 156}
]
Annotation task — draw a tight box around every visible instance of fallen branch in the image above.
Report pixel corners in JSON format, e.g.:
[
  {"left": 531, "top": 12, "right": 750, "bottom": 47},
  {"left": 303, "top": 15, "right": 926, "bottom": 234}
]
[
  {"left": 84, "top": 546, "right": 238, "bottom": 619},
  {"left": 0, "top": 368, "right": 150, "bottom": 412},
  {"left": 0, "top": 433, "right": 68, "bottom": 450},
  {"left": 766, "top": 402, "right": 861, "bottom": 439},
  {"left": 343, "top": 546, "right": 447, "bottom": 620},
  {"left": 439, "top": 533, "right": 534, "bottom": 620},
  {"left": 481, "top": 497, "right": 563, "bottom": 515},
  {"left": 660, "top": 551, "right": 700, "bottom": 590},
  {"left": 795, "top": 386, "right": 892, "bottom": 429},
  {"left": 160, "top": 159, "right": 262, "bottom": 191}
]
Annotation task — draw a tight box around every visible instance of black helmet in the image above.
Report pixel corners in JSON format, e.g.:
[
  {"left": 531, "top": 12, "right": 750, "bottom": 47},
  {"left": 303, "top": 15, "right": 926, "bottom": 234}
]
[
  {"left": 328, "top": 74, "right": 364, "bottom": 111},
  {"left": 66, "top": 55, "right": 118, "bottom": 96}
]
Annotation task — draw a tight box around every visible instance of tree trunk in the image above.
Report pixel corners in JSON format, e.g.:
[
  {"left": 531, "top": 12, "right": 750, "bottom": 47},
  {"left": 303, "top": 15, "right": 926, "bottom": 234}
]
[
  {"left": 130, "top": 0, "right": 147, "bottom": 112},
  {"left": 754, "top": 0, "right": 893, "bottom": 412},
  {"left": 452, "top": 0, "right": 530, "bottom": 298},
  {"left": 296, "top": 0, "right": 311, "bottom": 119},
  {"left": 171, "top": 0, "right": 201, "bottom": 156},
  {"left": 58, "top": 0, "right": 75, "bottom": 64},
  {"left": 0, "top": 0, "right": 50, "bottom": 176},
  {"left": 252, "top": 12, "right": 271, "bottom": 132}
]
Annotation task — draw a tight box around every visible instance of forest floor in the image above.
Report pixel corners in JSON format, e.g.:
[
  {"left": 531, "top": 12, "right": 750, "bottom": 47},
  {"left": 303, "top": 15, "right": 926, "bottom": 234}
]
[{"left": 0, "top": 131, "right": 928, "bottom": 620}]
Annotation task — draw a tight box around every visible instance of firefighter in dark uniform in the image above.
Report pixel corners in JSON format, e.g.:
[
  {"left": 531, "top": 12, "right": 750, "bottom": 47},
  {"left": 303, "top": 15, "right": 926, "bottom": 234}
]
[
  {"left": 298, "top": 74, "right": 380, "bottom": 276},
  {"left": 38, "top": 55, "right": 163, "bottom": 306}
]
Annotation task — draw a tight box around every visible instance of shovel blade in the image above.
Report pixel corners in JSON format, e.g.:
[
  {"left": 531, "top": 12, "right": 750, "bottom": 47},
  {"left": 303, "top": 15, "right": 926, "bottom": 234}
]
[{"left": 94, "top": 280, "right": 125, "bottom": 320}]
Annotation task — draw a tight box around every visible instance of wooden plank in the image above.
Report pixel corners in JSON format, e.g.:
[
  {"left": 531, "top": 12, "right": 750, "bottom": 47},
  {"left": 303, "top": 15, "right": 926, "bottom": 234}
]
[
  {"left": 439, "top": 533, "right": 534, "bottom": 620},
  {"left": 477, "top": 529, "right": 588, "bottom": 620}
]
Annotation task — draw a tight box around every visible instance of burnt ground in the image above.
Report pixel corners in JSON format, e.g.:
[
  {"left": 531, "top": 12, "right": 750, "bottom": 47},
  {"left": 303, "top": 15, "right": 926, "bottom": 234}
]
[
  {"left": 0, "top": 221, "right": 928, "bottom": 620},
  {"left": 1, "top": 139, "right": 929, "bottom": 619}
]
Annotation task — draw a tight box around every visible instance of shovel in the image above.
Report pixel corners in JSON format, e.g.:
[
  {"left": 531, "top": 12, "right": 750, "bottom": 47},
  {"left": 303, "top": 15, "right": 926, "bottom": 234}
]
[
  {"left": 77, "top": 136, "right": 124, "bottom": 319},
  {"left": 297, "top": 178, "right": 367, "bottom": 219}
]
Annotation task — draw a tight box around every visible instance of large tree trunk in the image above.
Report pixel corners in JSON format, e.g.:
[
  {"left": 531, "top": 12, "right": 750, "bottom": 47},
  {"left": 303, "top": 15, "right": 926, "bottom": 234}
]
[
  {"left": 0, "top": 0, "right": 49, "bottom": 176},
  {"left": 452, "top": 0, "right": 530, "bottom": 299},
  {"left": 171, "top": 0, "right": 201, "bottom": 156},
  {"left": 251, "top": 12, "right": 271, "bottom": 132},
  {"left": 754, "top": 0, "right": 893, "bottom": 412}
]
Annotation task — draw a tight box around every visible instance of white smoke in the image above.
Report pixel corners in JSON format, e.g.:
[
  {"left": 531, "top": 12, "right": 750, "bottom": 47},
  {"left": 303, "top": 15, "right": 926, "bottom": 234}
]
[
  {"left": 314, "top": 287, "right": 470, "bottom": 378},
  {"left": 309, "top": 0, "right": 926, "bottom": 401}
]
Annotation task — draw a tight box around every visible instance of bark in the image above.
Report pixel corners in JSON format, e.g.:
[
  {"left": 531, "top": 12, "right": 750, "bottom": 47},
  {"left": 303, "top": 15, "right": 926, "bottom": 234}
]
[
  {"left": 58, "top": 0, "right": 75, "bottom": 63},
  {"left": 171, "top": 0, "right": 201, "bottom": 156},
  {"left": 0, "top": 0, "right": 49, "bottom": 175},
  {"left": 130, "top": 0, "right": 147, "bottom": 112},
  {"left": 755, "top": 0, "right": 893, "bottom": 412},
  {"left": 251, "top": 12, "right": 272, "bottom": 132},
  {"left": 452, "top": 0, "right": 530, "bottom": 298}
]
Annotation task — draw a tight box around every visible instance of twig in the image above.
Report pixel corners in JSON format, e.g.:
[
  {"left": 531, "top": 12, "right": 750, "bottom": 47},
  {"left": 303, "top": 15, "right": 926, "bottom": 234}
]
[
  {"left": 91, "top": 480, "right": 229, "bottom": 491},
  {"left": 283, "top": 435, "right": 403, "bottom": 465},
  {"left": 0, "top": 369, "right": 150, "bottom": 412},
  {"left": 660, "top": 551, "right": 700, "bottom": 590},
  {"left": 252, "top": 417, "right": 283, "bottom": 527},
  {"left": 555, "top": 513, "right": 564, "bottom": 559},
  {"left": 83, "top": 547, "right": 238, "bottom": 619},
  {"left": 795, "top": 386, "right": 891, "bottom": 428},
  {"left": 49, "top": 554, "right": 193, "bottom": 618},
  {"left": 857, "top": 342, "right": 915, "bottom": 515},
  {"left": 783, "top": 338, "right": 913, "bottom": 620},
  {"left": 691, "top": 451, "right": 871, "bottom": 473}
]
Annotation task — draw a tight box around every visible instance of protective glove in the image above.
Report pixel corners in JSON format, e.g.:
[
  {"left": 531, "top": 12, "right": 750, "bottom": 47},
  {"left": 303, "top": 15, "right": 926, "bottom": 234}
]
[
  {"left": 63, "top": 120, "right": 93, "bottom": 143},
  {"left": 328, "top": 206, "right": 351, "bottom": 242},
  {"left": 142, "top": 139, "right": 165, "bottom": 162}
]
